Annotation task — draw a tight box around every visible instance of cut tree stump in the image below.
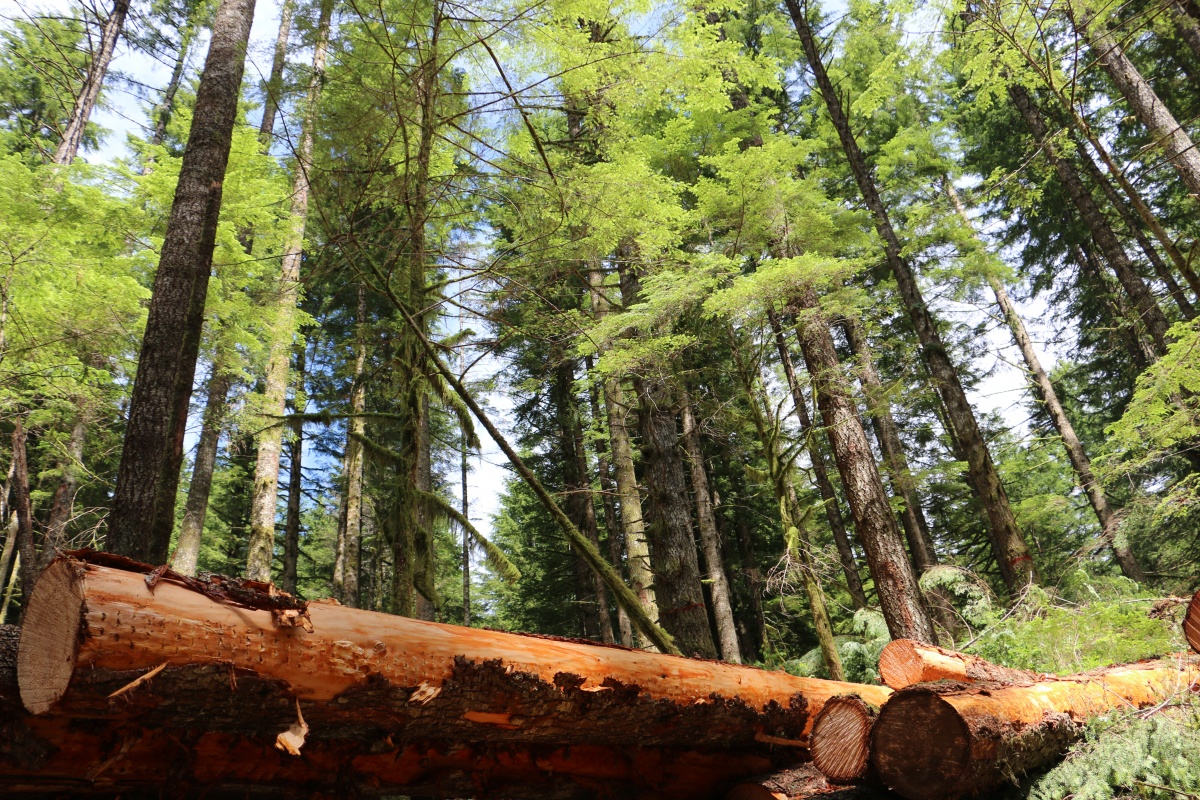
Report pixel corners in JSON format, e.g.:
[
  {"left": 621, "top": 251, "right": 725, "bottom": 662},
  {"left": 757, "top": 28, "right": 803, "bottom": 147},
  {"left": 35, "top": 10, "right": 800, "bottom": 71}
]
[
  {"left": 870, "top": 658, "right": 1200, "bottom": 800},
  {"left": 877, "top": 639, "right": 1038, "bottom": 689},
  {"left": 809, "top": 695, "right": 876, "bottom": 783}
]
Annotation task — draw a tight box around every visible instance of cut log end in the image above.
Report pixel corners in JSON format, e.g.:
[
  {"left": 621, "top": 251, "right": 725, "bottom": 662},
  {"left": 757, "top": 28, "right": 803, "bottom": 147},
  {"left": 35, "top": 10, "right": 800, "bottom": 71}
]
[
  {"left": 871, "top": 690, "right": 970, "bottom": 800},
  {"left": 877, "top": 639, "right": 930, "bottom": 690},
  {"left": 1186, "top": 592, "right": 1200, "bottom": 655},
  {"left": 810, "top": 695, "right": 874, "bottom": 783},
  {"left": 17, "top": 559, "right": 86, "bottom": 715}
]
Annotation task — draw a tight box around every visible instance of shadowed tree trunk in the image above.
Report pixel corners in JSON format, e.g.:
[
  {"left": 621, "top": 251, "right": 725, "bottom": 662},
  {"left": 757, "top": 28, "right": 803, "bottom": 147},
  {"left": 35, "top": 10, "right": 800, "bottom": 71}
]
[
  {"left": 1072, "top": 5, "right": 1200, "bottom": 199},
  {"left": 790, "top": 286, "right": 935, "bottom": 644},
  {"left": 1009, "top": 83, "right": 1171, "bottom": 356},
  {"left": 334, "top": 284, "right": 368, "bottom": 607},
  {"left": 171, "top": 367, "right": 232, "bottom": 577},
  {"left": 767, "top": 308, "right": 868, "bottom": 609},
  {"left": 53, "top": 0, "right": 130, "bottom": 165},
  {"left": 281, "top": 345, "right": 308, "bottom": 594},
  {"left": 106, "top": 0, "right": 258, "bottom": 563},
  {"left": 786, "top": 0, "right": 1038, "bottom": 593},
  {"left": 1073, "top": 241, "right": 1159, "bottom": 370},
  {"left": 1170, "top": 0, "right": 1200, "bottom": 63},
  {"left": 946, "top": 183, "right": 1145, "bottom": 582},
  {"left": 589, "top": 265, "right": 658, "bottom": 648},
  {"left": 246, "top": 0, "right": 332, "bottom": 581},
  {"left": 680, "top": 389, "right": 742, "bottom": 663}
]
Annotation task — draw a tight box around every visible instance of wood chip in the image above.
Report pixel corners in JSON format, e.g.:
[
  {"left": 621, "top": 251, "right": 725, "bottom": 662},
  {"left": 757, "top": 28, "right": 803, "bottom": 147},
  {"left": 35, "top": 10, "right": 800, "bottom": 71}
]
[{"left": 275, "top": 700, "right": 308, "bottom": 756}]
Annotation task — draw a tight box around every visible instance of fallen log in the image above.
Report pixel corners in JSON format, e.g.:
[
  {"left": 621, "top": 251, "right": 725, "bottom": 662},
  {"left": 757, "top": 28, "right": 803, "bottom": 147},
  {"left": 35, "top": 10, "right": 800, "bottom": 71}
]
[
  {"left": 1186, "top": 591, "right": 1200, "bottom": 654},
  {"left": 809, "top": 695, "right": 876, "bottom": 783},
  {"left": 877, "top": 639, "right": 1037, "bottom": 689},
  {"left": 870, "top": 657, "right": 1200, "bottom": 800},
  {"left": 18, "top": 555, "right": 888, "bottom": 747}
]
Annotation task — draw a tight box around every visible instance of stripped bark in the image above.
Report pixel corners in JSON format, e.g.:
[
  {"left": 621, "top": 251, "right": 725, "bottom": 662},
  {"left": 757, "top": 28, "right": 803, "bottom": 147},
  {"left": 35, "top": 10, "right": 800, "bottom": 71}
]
[
  {"left": 786, "top": 1, "right": 1038, "bottom": 592},
  {"left": 246, "top": 0, "right": 332, "bottom": 582},
  {"left": 681, "top": 389, "right": 742, "bottom": 662},
  {"left": 107, "top": 0, "right": 258, "bottom": 563}
]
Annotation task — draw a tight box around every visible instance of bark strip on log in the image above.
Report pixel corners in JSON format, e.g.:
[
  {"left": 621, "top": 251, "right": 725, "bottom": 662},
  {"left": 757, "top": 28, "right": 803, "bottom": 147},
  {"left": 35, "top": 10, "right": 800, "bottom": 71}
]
[
  {"left": 809, "top": 695, "right": 875, "bottom": 783},
  {"left": 17, "top": 554, "right": 890, "bottom": 752},
  {"left": 870, "top": 659, "right": 1200, "bottom": 800},
  {"left": 877, "top": 639, "right": 1039, "bottom": 689}
]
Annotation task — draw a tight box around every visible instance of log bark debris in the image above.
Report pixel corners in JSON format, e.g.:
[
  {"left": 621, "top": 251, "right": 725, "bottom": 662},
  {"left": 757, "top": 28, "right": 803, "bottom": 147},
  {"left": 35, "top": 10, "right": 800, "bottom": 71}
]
[
  {"left": 877, "top": 639, "right": 1039, "bottom": 690},
  {"left": 724, "top": 763, "right": 887, "bottom": 800},
  {"left": 870, "top": 658, "right": 1200, "bottom": 799},
  {"left": 17, "top": 554, "right": 891, "bottom": 753}
]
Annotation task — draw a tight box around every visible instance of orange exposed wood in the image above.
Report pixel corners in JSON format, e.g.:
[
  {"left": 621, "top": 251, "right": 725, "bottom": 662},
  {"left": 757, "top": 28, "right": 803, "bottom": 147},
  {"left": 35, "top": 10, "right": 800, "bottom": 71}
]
[
  {"left": 877, "top": 639, "right": 1039, "bottom": 689},
  {"left": 1185, "top": 591, "right": 1200, "bottom": 654},
  {"left": 809, "top": 695, "right": 876, "bottom": 783},
  {"left": 871, "top": 657, "right": 1200, "bottom": 800}
]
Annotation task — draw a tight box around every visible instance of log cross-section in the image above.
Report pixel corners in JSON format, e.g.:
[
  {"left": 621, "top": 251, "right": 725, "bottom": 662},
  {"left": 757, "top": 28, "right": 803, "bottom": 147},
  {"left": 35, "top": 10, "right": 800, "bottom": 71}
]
[{"left": 877, "top": 639, "right": 1039, "bottom": 689}]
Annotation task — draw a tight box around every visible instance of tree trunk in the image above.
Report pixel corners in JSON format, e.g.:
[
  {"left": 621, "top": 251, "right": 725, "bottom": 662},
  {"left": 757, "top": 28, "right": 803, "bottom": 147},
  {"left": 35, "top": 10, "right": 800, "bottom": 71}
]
[
  {"left": 11, "top": 422, "right": 34, "bottom": 612},
  {"left": 172, "top": 368, "right": 232, "bottom": 577},
  {"left": 1075, "top": 8, "right": 1200, "bottom": 200},
  {"left": 246, "top": 0, "right": 331, "bottom": 581},
  {"left": 0, "top": 518, "right": 15, "bottom": 615},
  {"left": 461, "top": 423, "right": 470, "bottom": 627},
  {"left": 587, "top": 356, "right": 633, "bottom": 647},
  {"left": 257, "top": 0, "right": 294, "bottom": 147},
  {"left": 735, "top": 513, "right": 767, "bottom": 661},
  {"left": 1073, "top": 241, "right": 1159, "bottom": 370},
  {"left": 767, "top": 309, "right": 868, "bottom": 610},
  {"left": 589, "top": 266, "right": 658, "bottom": 648},
  {"left": 335, "top": 284, "right": 368, "bottom": 607},
  {"left": 877, "top": 638, "right": 1038, "bottom": 689},
  {"left": 41, "top": 417, "right": 86, "bottom": 568},
  {"left": 52, "top": 0, "right": 130, "bottom": 165},
  {"left": 0, "top": 554, "right": 16, "bottom": 624},
  {"left": 681, "top": 390, "right": 742, "bottom": 663},
  {"left": 790, "top": 286, "right": 935, "bottom": 644},
  {"left": 1170, "top": 0, "right": 1200, "bottom": 63},
  {"left": 17, "top": 555, "right": 892, "bottom": 745},
  {"left": 149, "top": 11, "right": 200, "bottom": 149},
  {"left": 945, "top": 183, "right": 1146, "bottom": 582},
  {"left": 785, "top": 0, "right": 1038, "bottom": 593},
  {"left": 1008, "top": 87, "right": 1170, "bottom": 358},
  {"left": 871, "top": 659, "right": 1200, "bottom": 800},
  {"left": 281, "top": 345, "right": 308, "bottom": 594},
  {"left": 107, "top": 0, "right": 258, "bottom": 563}
]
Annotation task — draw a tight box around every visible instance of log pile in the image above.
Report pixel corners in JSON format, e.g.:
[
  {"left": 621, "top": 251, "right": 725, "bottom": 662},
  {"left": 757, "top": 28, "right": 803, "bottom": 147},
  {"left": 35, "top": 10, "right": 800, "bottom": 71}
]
[{"left": 2, "top": 553, "right": 1199, "bottom": 799}]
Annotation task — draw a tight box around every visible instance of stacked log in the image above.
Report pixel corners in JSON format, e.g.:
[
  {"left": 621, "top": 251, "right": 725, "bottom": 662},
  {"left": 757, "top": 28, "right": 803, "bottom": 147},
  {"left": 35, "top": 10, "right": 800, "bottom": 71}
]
[
  {"left": 5, "top": 553, "right": 892, "bottom": 797},
  {"left": 877, "top": 638, "right": 1038, "bottom": 689}
]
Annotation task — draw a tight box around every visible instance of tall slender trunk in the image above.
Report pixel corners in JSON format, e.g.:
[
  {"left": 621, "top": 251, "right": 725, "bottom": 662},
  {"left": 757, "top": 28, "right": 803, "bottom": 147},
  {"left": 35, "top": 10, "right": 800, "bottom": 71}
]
[
  {"left": 1073, "top": 7, "right": 1200, "bottom": 199},
  {"left": 281, "top": 346, "right": 307, "bottom": 594},
  {"left": 0, "top": 517, "right": 15, "bottom": 622},
  {"left": 1071, "top": 141, "right": 1198, "bottom": 314},
  {"left": 258, "top": 0, "right": 295, "bottom": 147},
  {"left": 946, "top": 184, "right": 1145, "bottom": 582},
  {"left": 734, "top": 510, "right": 766, "bottom": 660},
  {"left": 11, "top": 421, "right": 34, "bottom": 612},
  {"left": 246, "top": 0, "right": 332, "bottom": 581},
  {"left": 730, "top": 329, "right": 844, "bottom": 676},
  {"left": 0, "top": 453, "right": 19, "bottom": 606},
  {"left": 172, "top": 368, "right": 232, "bottom": 577},
  {"left": 589, "top": 266, "right": 658, "bottom": 648},
  {"left": 1074, "top": 241, "right": 1159, "bottom": 370},
  {"left": 0, "top": 552, "right": 17, "bottom": 624},
  {"left": 586, "top": 357, "right": 633, "bottom": 647},
  {"left": 149, "top": 20, "right": 198, "bottom": 148},
  {"left": 791, "top": 287, "right": 936, "bottom": 643},
  {"left": 414, "top": 398, "right": 436, "bottom": 620},
  {"left": 1170, "top": 0, "right": 1200, "bottom": 63},
  {"left": 1009, "top": 84, "right": 1172, "bottom": 356},
  {"left": 107, "top": 0, "right": 258, "bottom": 563},
  {"left": 767, "top": 309, "right": 868, "bottom": 609},
  {"left": 461, "top": 425, "right": 470, "bottom": 627},
  {"left": 786, "top": 0, "right": 1037, "bottom": 593},
  {"left": 340, "top": 286, "right": 368, "bottom": 608},
  {"left": 680, "top": 390, "right": 742, "bottom": 663},
  {"left": 42, "top": 417, "right": 86, "bottom": 567},
  {"left": 53, "top": 0, "right": 130, "bottom": 164},
  {"left": 839, "top": 318, "right": 937, "bottom": 571}
]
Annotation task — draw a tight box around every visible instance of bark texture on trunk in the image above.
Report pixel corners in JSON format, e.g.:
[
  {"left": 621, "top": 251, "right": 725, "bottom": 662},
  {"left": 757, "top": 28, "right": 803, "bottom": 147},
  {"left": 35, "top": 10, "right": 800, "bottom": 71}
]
[
  {"left": 785, "top": 0, "right": 1037, "bottom": 593},
  {"left": 767, "top": 309, "right": 867, "bottom": 610},
  {"left": 871, "top": 659, "right": 1200, "bottom": 800},
  {"left": 53, "top": 0, "right": 130, "bottom": 165},
  {"left": 945, "top": 183, "right": 1145, "bottom": 582},
  {"left": 1009, "top": 83, "right": 1171, "bottom": 356},
  {"left": 877, "top": 639, "right": 1038, "bottom": 689},
  {"left": 1075, "top": 9, "right": 1200, "bottom": 199},
  {"left": 681, "top": 391, "right": 742, "bottom": 663},
  {"left": 791, "top": 287, "right": 935, "bottom": 644},
  {"left": 172, "top": 369, "right": 232, "bottom": 577},
  {"left": 588, "top": 360, "right": 633, "bottom": 647},
  {"left": 335, "top": 284, "right": 368, "bottom": 607},
  {"left": 246, "top": 0, "right": 331, "bottom": 582},
  {"left": 16, "top": 556, "right": 892, "bottom": 753},
  {"left": 107, "top": 0, "right": 257, "bottom": 563},
  {"left": 42, "top": 417, "right": 86, "bottom": 568}
]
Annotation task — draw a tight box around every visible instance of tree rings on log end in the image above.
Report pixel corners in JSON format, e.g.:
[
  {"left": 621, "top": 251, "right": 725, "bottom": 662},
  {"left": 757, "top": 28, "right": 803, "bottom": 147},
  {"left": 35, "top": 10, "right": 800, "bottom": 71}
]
[
  {"left": 811, "top": 694, "right": 874, "bottom": 782},
  {"left": 871, "top": 690, "right": 970, "bottom": 800},
  {"left": 878, "top": 639, "right": 935, "bottom": 689},
  {"left": 1185, "top": 592, "right": 1200, "bottom": 655},
  {"left": 18, "top": 559, "right": 86, "bottom": 714}
]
